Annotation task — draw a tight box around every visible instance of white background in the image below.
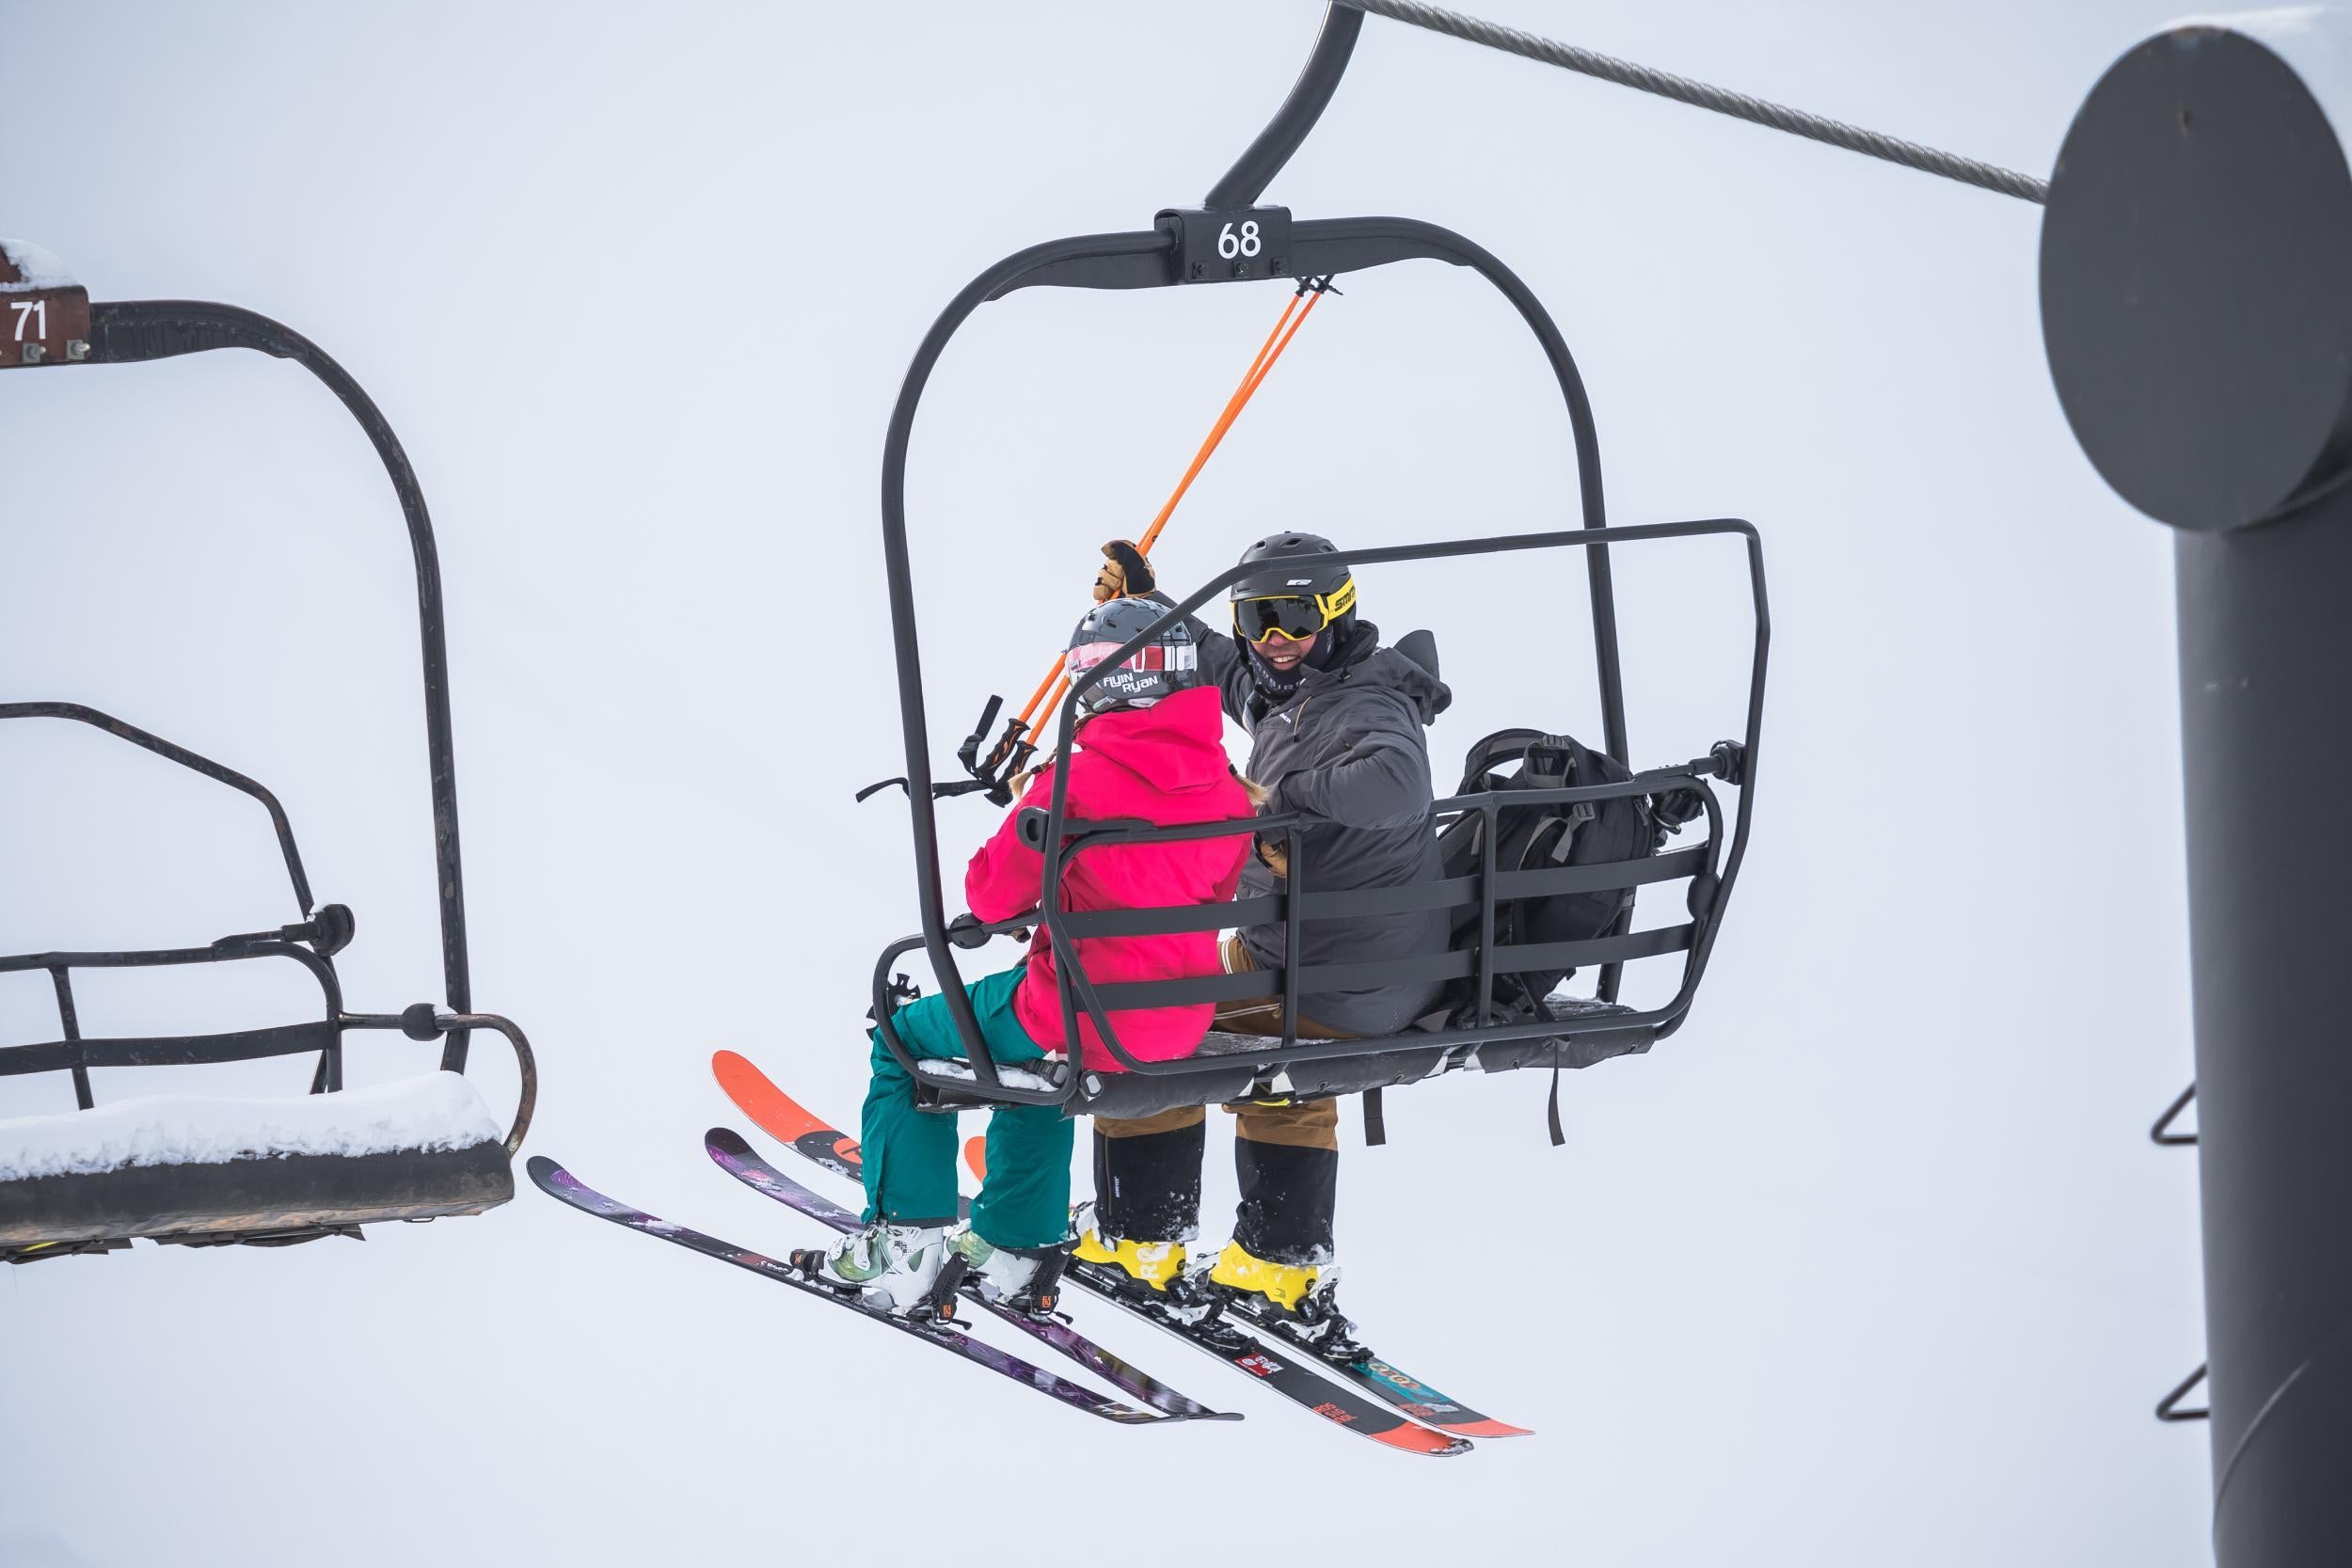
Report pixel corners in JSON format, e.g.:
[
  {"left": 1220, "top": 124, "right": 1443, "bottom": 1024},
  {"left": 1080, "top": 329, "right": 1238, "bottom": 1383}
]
[{"left": 3, "top": 4, "right": 2210, "bottom": 1563}]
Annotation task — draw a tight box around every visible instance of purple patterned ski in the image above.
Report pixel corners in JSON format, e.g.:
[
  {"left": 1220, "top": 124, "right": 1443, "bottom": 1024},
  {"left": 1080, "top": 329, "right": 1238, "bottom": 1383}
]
[
  {"left": 525, "top": 1155, "right": 1158, "bottom": 1424},
  {"left": 706, "top": 1128, "right": 1233, "bottom": 1423},
  {"left": 706, "top": 1058, "right": 1473, "bottom": 1456}
]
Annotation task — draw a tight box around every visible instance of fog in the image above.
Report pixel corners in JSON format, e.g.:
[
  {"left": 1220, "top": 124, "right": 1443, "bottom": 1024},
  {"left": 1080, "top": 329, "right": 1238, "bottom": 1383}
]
[{"left": 2, "top": 5, "right": 2209, "bottom": 1563}]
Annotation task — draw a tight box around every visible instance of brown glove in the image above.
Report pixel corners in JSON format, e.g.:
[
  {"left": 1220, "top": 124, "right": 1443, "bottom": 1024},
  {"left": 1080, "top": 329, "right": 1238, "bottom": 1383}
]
[
  {"left": 1092, "top": 540, "right": 1157, "bottom": 602},
  {"left": 1234, "top": 772, "right": 1273, "bottom": 808}
]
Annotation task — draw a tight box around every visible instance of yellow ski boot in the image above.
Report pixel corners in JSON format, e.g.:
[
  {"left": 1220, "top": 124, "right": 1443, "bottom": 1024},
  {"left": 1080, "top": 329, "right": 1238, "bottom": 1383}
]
[
  {"left": 1203, "top": 1239, "right": 1363, "bottom": 1360},
  {"left": 1207, "top": 1239, "right": 1322, "bottom": 1310},
  {"left": 1073, "top": 1228, "right": 1187, "bottom": 1291},
  {"left": 1071, "top": 1204, "right": 1220, "bottom": 1323}
]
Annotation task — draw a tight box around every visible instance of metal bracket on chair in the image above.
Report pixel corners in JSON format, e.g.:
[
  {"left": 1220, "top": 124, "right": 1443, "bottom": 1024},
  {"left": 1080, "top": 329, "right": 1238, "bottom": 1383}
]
[
  {"left": 1156, "top": 205, "right": 1295, "bottom": 284},
  {"left": 0, "top": 244, "right": 92, "bottom": 367}
]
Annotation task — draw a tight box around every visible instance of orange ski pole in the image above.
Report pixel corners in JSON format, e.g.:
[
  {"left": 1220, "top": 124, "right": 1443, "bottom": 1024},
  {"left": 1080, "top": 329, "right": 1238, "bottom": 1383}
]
[{"left": 1009, "top": 283, "right": 1331, "bottom": 752}]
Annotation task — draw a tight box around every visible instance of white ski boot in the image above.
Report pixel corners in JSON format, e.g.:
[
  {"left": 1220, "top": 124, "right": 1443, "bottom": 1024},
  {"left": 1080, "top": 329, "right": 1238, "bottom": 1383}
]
[
  {"left": 949, "top": 1225, "right": 1072, "bottom": 1317},
  {"left": 791, "top": 1221, "right": 957, "bottom": 1321}
]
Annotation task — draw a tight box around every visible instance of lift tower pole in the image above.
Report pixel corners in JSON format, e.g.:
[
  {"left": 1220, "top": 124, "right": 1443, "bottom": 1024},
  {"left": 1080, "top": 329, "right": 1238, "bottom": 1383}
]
[{"left": 2042, "top": 17, "right": 2352, "bottom": 1564}]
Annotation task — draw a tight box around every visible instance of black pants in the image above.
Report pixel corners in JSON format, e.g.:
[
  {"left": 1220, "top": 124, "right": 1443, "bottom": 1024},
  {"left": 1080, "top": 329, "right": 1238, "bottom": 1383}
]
[
  {"left": 1093, "top": 941, "right": 1349, "bottom": 1267},
  {"left": 1092, "top": 1097, "right": 1341, "bottom": 1265}
]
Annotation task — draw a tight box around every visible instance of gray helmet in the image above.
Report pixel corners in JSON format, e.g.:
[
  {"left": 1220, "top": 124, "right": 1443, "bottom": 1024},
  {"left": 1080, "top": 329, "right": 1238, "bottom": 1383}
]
[
  {"left": 1064, "top": 596, "right": 1201, "bottom": 716},
  {"left": 1229, "top": 531, "right": 1358, "bottom": 645}
]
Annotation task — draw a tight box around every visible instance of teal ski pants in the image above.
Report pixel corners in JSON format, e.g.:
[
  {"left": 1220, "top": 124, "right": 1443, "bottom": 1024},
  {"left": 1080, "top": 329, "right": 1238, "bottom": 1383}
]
[{"left": 861, "top": 963, "right": 1073, "bottom": 1250}]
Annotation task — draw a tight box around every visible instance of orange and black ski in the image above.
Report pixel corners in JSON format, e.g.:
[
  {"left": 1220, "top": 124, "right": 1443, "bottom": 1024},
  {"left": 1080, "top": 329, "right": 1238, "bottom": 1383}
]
[{"left": 963, "top": 1111, "right": 1528, "bottom": 1438}]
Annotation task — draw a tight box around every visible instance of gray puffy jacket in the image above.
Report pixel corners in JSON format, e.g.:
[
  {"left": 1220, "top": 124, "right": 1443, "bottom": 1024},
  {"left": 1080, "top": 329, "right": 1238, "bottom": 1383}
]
[{"left": 1191, "top": 613, "right": 1454, "bottom": 1035}]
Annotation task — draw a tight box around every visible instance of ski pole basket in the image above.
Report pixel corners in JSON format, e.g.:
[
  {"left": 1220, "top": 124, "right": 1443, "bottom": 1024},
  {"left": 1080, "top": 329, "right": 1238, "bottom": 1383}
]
[{"left": 0, "top": 242, "right": 535, "bottom": 1260}]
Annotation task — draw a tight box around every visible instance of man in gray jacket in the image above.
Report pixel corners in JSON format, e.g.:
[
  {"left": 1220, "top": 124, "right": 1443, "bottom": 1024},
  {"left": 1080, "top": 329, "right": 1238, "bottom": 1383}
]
[{"left": 1073, "top": 532, "right": 1451, "bottom": 1343}]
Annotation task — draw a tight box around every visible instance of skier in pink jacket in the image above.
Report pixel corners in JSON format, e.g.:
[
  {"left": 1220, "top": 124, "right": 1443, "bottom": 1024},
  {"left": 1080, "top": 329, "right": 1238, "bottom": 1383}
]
[{"left": 797, "top": 598, "right": 1253, "bottom": 1319}]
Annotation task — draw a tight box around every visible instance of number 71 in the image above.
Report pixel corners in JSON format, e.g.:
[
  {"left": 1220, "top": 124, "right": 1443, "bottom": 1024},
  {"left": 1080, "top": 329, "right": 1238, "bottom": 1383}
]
[{"left": 10, "top": 299, "right": 47, "bottom": 342}]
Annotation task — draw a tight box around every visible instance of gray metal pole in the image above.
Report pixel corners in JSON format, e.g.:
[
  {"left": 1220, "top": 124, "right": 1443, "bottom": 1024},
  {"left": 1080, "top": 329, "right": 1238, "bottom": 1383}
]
[{"left": 2042, "top": 18, "right": 2352, "bottom": 1563}]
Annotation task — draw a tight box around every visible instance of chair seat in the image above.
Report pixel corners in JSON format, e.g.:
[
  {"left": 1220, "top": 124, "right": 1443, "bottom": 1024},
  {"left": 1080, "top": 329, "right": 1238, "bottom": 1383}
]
[
  {"left": 910, "top": 1058, "right": 1063, "bottom": 1094},
  {"left": 0, "top": 1071, "right": 512, "bottom": 1248},
  {"left": 1069, "top": 994, "right": 1653, "bottom": 1120}
]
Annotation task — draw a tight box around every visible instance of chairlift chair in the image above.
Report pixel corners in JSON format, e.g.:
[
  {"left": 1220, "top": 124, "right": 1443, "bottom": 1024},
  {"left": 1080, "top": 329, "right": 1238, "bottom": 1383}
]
[
  {"left": 866, "top": 7, "right": 1767, "bottom": 1126},
  {"left": 0, "top": 241, "right": 535, "bottom": 1260}
]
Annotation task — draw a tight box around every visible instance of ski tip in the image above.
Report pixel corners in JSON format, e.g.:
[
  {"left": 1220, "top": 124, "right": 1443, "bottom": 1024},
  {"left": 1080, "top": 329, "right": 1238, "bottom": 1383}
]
[
  {"left": 1104, "top": 1405, "right": 1167, "bottom": 1425},
  {"left": 705, "top": 1126, "right": 754, "bottom": 1157},
  {"left": 961, "top": 1135, "right": 987, "bottom": 1181},
  {"left": 524, "top": 1155, "right": 564, "bottom": 1184},
  {"left": 1371, "top": 1422, "right": 1475, "bottom": 1457},
  {"left": 712, "top": 1051, "right": 833, "bottom": 1142},
  {"left": 1447, "top": 1418, "right": 1534, "bottom": 1439}
]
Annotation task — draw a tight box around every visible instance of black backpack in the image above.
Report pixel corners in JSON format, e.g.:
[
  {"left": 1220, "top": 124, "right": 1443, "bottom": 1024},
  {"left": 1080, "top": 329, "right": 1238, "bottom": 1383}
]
[{"left": 1437, "top": 728, "right": 1658, "bottom": 1020}]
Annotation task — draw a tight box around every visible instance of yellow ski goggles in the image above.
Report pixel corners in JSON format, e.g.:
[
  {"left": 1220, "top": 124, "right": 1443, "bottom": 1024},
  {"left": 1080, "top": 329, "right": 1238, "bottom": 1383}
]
[{"left": 1232, "top": 578, "right": 1356, "bottom": 644}]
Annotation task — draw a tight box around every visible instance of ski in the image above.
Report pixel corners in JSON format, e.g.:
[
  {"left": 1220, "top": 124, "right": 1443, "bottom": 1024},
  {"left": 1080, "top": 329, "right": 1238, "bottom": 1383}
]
[
  {"left": 713, "top": 1050, "right": 867, "bottom": 1186},
  {"left": 951, "top": 1077, "right": 1530, "bottom": 1438},
  {"left": 1217, "top": 1301, "right": 1533, "bottom": 1439},
  {"left": 1051, "top": 1253, "right": 1474, "bottom": 1454},
  {"left": 965, "top": 1134, "right": 1529, "bottom": 1440},
  {"left": 704, "top": 1127, "right": 1234, "bottom": 1424},
  {"left": 525, "top": 1155, "right": 1158, "bottom": 1425},
  {"left": 710, "top": 1052, "right": 1472, "bottom": 1455}
]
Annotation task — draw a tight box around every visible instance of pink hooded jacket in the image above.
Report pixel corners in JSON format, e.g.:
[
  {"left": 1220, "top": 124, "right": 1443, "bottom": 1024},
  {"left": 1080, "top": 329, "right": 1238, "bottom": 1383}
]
[{"left": 964, "top": 685, "right": 1253, "bottom": 1071}]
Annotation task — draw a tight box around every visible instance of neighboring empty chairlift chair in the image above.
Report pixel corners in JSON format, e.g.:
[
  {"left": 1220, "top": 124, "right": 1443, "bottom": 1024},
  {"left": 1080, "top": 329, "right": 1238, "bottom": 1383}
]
[{"left": 0, "top": 241, "right": 534, "bottom": 1260}]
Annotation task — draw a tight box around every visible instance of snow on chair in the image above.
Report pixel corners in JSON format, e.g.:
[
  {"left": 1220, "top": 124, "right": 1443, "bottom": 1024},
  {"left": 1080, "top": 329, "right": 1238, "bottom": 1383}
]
[{"left": 0, "top": 242, "right": 536, "bottom": 1260}]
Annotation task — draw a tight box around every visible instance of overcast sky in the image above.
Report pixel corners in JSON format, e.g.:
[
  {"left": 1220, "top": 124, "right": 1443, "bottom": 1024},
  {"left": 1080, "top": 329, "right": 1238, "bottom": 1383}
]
[{"left": 3, "top": 4, "right": 2218, "bottom": 1563}]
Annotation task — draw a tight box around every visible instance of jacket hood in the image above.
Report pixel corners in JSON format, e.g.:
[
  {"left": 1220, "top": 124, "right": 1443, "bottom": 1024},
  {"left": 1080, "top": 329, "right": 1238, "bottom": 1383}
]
[
  {"left": 1303, "top": 618, "right": 1453, "bottom": 726},
  {"left": 1075, "top": 685, "right": 1235, "bottom": 793}
]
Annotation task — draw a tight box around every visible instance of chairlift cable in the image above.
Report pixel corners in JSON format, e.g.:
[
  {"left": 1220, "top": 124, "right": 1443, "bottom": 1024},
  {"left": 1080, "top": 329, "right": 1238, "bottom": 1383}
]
[{"left": 1336, "top": 0, "right": 2048, "bottom": 204}]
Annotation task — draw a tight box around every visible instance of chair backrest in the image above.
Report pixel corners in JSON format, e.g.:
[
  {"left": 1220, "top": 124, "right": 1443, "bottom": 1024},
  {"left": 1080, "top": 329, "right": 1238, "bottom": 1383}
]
[{"left": 1045, "top": 768, "right": 1717, "bottom": 1061}]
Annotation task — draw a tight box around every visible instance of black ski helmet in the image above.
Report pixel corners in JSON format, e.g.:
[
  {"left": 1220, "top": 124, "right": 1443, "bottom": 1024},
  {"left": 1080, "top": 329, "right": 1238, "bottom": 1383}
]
[
  {"left": 1229, "top": 531, "right": 1358, "bottom": 644},
  {"left": 1064, "top": 596, "right": 1202, "bottom": 717}
]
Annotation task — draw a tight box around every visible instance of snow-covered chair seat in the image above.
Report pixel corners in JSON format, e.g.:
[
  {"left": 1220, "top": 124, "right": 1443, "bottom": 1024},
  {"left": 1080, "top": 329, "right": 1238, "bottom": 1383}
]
[
  {"left": 0, "top": 1071, "right": 514, "bottom": 1251},
  {"left": 909, "top": 1058, "right": 1065, "bottom": 1095}
]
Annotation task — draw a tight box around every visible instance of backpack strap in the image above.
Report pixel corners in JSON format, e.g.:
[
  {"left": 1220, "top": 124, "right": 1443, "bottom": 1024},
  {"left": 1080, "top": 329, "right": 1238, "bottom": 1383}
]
[
  {"left": 1456, "top": 727, "right": 1549, "bottom": 792},
  {"left": 1362, "top": 1087, "right": 1387, "bottom": 1148},
  {"left": 1518, "top": 733, "right": 1584, "bottom": 784}
]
